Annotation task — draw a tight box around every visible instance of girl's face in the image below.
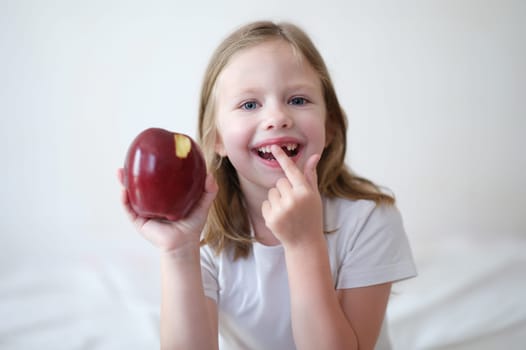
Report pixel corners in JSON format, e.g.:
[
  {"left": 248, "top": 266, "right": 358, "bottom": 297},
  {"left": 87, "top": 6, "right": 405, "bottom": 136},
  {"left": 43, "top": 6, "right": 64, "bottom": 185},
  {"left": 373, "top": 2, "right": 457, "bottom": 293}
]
[{"left": 214, "top": 39, "right": 327, "bottom": 194}]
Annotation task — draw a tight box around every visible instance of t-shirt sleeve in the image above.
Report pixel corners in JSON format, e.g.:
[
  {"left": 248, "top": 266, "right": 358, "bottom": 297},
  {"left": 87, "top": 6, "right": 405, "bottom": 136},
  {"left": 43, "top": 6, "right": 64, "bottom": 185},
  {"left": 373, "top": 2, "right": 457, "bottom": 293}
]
[
  {"left": 200, "top": 245, "right": 219, "bottom": 302},
  {"left": 337, "top": 203, "right": 417, "bottom": 289}
]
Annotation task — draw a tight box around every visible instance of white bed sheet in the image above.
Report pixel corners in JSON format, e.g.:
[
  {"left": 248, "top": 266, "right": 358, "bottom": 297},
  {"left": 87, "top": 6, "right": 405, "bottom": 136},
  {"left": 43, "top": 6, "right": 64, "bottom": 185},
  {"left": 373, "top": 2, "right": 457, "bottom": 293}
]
[
  {"left": 388, "top": 233, "right": 526, "bottom": 350},
  {"left": 1, "top": 233, "right": 525, "bottom": 349}
]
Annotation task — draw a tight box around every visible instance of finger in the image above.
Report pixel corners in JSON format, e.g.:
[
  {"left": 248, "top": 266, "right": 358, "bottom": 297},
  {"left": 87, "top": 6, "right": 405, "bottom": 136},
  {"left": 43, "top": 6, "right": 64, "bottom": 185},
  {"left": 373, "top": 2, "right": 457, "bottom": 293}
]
[
  {"left": 275, "top": 177, "right": 292, "bottom": 197},
  {"left": 120, "top": 187, "right": 137, "bottom": 219},
  {"left": 202, "top": 173, "right": 219, "bottom": 206},
  {"left": 117, "top": 168, "right": 125, "bottom": 186},
  {"left": 261, "top": 199, "right": 271, "bottom": 221},
  {"left": 267, "top": 187, "right": 281, "bottom": 206},
  {"left": 190, "top": 173, "right": 219, "bottom": 216},
  {"left": 303, "top": 153, "right": 321, "bottom": 189},
  {"left": 117, "top": 169, "right": 147, "bottom": 226},
  {"left": 117, "top": 168, "right": 134, "bottom": 215},
  {"left": 270, "top": 145, "right": 305, "bottom": 187},
  {"left": 120, "top": 188, "right": 149, "bottom": 231}
]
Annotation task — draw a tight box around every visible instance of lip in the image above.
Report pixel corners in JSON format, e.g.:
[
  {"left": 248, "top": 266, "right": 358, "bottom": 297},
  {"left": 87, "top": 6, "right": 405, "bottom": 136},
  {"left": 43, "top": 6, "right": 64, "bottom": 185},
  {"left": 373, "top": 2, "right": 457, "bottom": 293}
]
[{"left": 251, "top": 137, "right": 303, "bottom": 168}]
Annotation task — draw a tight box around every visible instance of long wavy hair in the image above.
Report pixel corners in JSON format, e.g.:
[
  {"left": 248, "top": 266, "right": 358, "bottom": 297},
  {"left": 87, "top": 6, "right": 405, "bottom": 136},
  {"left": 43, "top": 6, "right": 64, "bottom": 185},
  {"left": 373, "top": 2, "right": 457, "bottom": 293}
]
[{"left": 198, "top": 21, "right": 394, "bottom": 259}]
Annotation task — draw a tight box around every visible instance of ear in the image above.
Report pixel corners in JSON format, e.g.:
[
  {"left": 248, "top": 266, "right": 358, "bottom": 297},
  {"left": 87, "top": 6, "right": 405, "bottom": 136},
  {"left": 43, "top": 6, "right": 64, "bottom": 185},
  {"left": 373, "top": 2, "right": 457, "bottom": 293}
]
[
  {"left": 324, "top": 117, "right": 335, "bottom": 148},
  {"left": 215, "top": 132, "right": 227, "bottom": 157}
]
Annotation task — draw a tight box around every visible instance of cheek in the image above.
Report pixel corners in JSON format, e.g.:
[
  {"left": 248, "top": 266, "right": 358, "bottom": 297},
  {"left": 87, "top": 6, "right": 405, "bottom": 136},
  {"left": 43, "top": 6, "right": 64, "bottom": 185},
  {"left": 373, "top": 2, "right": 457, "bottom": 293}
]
[
  {"left": 216, "top": 122, "right": 250, "bottom": 155},
  {"left": 306, "top": 118, "right": 328, "bottom": 151}
]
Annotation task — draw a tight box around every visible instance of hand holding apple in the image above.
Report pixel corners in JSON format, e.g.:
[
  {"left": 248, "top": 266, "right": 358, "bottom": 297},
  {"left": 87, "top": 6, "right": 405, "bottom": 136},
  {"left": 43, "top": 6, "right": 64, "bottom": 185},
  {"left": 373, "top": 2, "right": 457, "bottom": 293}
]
[{"left": 123, "top": 128, "right": 207, "bottom": 221}]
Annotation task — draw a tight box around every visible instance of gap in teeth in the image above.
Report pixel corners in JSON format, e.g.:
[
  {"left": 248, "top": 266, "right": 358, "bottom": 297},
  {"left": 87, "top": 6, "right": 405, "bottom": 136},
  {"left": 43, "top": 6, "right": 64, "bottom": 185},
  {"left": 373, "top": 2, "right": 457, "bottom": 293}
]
[{"left": 257, "top": 143, "right": 298, "bottom": 153}]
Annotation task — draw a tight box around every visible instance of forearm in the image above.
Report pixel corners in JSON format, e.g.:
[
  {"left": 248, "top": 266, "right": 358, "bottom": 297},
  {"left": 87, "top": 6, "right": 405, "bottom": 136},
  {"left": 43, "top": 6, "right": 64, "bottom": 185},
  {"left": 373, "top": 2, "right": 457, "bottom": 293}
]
[
  {"left": 160, "top": 243, "right": 217, "bottom": 350},
  {"left": 284, "top": 237, "right": 358, "bottom": 350}
]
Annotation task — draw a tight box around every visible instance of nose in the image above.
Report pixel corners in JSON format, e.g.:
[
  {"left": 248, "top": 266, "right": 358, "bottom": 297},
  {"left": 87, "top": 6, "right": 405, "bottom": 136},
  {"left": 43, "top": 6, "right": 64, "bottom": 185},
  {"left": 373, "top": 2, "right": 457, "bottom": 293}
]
[{"left": 263, "top": 105, "right": 293, "bottom": 130}]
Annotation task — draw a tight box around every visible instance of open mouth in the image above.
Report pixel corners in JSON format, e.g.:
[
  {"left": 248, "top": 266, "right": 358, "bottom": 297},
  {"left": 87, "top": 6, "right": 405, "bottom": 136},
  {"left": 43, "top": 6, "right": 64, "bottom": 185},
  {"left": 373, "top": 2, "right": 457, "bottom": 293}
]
[{"left": 255, "top": 143, "right": 300, "bottom": 160}]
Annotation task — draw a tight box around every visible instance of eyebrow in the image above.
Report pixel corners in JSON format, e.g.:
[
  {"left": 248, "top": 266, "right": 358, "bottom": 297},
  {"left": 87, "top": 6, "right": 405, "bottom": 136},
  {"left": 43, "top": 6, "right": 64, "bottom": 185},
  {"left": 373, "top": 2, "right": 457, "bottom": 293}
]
[
  {"left": 230, "top": 88, "right": 262, "bottom": 97},
  {"left": 229, "top": 82, "right": 320, "bottom": 98},
  {"left": 286, "top": 82, "right": 320, "bottom": 93}
]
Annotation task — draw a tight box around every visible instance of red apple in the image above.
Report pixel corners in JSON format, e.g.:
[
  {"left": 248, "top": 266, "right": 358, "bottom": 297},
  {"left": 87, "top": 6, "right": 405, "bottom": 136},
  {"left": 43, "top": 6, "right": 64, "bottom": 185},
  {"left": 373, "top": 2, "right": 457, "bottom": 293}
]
[{"left": 123, "top": 128, "right": 206, "bottom": 221}]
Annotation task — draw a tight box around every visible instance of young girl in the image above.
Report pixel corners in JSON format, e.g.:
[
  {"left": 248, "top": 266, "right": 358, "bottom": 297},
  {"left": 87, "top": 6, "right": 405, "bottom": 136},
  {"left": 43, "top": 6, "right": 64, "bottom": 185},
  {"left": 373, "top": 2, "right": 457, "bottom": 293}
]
[{"left": 120, "top": 21, "right": 416, "bottom": 350}]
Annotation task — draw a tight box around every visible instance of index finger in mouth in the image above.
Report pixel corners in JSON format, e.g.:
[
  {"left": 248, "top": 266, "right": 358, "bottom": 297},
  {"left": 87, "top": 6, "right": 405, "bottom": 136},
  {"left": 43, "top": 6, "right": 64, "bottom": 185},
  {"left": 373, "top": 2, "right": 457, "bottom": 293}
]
[{"left": 270, "top": 145, "right": 305, "bottom": 186}]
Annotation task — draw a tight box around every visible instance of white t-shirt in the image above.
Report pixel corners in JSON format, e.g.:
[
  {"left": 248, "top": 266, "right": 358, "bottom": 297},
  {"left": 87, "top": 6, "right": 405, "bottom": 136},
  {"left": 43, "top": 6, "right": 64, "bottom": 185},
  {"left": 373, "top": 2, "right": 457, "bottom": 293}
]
[{"left": 200, "top": 197, "right": 417, "bottom": 350}]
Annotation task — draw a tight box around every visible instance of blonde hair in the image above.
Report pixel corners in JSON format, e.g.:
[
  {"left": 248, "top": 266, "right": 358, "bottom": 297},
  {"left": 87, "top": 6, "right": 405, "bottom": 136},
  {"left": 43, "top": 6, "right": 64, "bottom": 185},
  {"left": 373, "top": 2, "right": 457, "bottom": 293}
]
[{"left": 198, "top": 21, "right": 394, "bottom": 259}]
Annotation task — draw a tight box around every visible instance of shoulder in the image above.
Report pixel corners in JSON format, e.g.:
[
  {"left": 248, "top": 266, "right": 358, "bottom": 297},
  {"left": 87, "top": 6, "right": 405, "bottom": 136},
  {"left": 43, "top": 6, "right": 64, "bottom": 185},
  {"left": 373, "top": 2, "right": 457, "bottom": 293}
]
[
  {"left": 323, "top": 196, "right": 417, "bottom": 288},
  {"left": 323, "top": 197, "right": 402, "bottom": 234}
]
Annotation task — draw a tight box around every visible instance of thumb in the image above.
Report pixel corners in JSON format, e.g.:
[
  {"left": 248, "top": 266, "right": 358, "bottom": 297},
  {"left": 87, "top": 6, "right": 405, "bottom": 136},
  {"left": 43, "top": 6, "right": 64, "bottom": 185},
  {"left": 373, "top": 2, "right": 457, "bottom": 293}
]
[
  {"left": 195, "top": 173, "right": 218, "bottom": 212},
  {"left": 304, "top": 153, "right": 321, "bottom": 189}
]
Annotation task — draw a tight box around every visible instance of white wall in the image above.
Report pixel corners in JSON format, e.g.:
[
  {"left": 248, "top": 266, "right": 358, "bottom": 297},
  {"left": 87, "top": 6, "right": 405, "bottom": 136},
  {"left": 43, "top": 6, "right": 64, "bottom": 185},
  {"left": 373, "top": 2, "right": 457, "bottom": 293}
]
[{"left": 1, "top": 0, "right": 525, "bottom": 275}]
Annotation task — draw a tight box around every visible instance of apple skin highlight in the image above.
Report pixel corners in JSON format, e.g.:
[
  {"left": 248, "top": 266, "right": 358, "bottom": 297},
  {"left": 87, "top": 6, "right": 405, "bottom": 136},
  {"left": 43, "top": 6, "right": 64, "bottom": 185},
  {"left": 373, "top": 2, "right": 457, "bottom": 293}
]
[{"left": 124, "top": 128, "right": 206, "bottom": 221}]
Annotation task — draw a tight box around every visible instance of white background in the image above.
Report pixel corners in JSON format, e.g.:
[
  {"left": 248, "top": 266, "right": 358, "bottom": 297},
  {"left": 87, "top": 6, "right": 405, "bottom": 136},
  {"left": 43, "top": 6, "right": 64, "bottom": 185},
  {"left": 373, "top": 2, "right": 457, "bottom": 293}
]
[{"left": 1, "top": 0, "right": 525, "bottom": 349}]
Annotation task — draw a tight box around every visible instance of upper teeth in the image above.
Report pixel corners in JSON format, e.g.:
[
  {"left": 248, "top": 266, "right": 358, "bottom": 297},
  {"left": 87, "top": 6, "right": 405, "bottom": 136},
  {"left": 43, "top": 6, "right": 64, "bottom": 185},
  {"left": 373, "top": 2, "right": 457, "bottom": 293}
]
[{"left": 257, "top": 143, "right": 298, "bottom": 153}]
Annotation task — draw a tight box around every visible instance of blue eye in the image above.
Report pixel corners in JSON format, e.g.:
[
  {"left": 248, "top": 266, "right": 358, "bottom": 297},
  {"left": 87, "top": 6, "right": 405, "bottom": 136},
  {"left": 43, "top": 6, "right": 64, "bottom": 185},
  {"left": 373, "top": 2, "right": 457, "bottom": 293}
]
[
  {"left": 242, "top": 101, "right": 258, "bottom": 110},
  {"left": 289, "top": 97, "right": 307, "bottom": 105}
]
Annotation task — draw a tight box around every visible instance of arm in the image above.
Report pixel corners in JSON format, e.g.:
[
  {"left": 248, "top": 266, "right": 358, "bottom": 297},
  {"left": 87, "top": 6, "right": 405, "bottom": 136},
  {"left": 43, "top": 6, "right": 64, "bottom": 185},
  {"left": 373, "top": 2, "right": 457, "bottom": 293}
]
[
  {"left": 284, "top": 232, "right": 390, "bottom": 349},
  {"left": 285, "top": 238, "right": 391, "bottom": 349},
  {"left": 160, "top": 246, "right": 218, "bottom": 350},
  {"left": 337, "top": 283, "right": 392, "bottom": 349},
  {"left": 262, "top": 146, "right": 389, "bottom": 349},
  {"left": 118, "top": 170, "right": 219, "bottom": 350},
  {"left": 284, "top": 238, "right": 358, "bottom": 349}
]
